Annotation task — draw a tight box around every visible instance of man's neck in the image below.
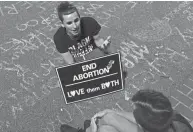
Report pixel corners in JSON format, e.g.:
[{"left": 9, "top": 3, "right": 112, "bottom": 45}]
[{"left": 67, "top": 31, "right": 81, "bottom": 41}]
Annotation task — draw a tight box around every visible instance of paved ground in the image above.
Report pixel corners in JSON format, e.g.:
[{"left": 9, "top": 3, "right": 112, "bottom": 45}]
[{"left": 0, "top": 1, "right": 193, "bottom": 132}]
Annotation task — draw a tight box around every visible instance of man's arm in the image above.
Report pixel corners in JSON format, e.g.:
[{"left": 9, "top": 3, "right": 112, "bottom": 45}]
[
  {"left": 89, "top": 111, "right": 139, "bottom": 132},
  {"left": 114, "top": 111, "right": 137, "bottom": 124},
  {"left": 93, "top": 109, "right": 137, "bottom": 124},
  {"left": 61, "top": 52, "right": 75, "bottom": 64}
]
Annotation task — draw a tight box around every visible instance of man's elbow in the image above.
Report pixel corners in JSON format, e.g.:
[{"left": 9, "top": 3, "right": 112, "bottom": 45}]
[
  {"left": 61, "top": 52, "right": 75, "bottom": 65},
  {"left": 64, "top": 59, "right": 74, "bottom": 65}
]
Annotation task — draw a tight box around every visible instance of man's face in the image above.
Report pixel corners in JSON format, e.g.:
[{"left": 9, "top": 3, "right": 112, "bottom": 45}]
[{"left": 62, "top": 11, "right": 81, "bottom": 37}]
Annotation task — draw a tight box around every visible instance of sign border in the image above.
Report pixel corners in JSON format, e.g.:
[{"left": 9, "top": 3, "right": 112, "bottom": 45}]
[{"left": 55, "top": 52, "right": 124, "bottom": 104}]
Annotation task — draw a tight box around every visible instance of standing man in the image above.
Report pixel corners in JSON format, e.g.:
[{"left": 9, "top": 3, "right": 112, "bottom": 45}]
[{"left": 53, "top": 2, "right": 112, "bottom": 64}]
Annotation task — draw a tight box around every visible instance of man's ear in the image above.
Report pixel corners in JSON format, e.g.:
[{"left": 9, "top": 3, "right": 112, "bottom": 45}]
[
  {"left": 61, "top": 23, "right": 65, "bottom": 27},
  {"left": 61, "top": 21, "right": 65, "bottom": 27}
]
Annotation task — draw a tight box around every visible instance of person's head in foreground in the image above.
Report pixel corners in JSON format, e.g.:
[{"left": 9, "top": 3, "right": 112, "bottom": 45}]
[
  {"left": 131, "top": 89, "right": 174, "bottom": 132},
  {"left": 57, "top": 2, "right": 81, "bottom": 38}
]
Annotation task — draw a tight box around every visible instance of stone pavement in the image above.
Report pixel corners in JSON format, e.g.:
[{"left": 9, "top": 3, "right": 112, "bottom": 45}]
[{"left": 0, "top": 1, "right": 193, "bottom": 131}]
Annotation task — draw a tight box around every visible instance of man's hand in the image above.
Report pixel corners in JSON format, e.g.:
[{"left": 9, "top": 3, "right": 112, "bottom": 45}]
[
  {"left": 100, "top": 36, "right": 111, "bottom": 49},
  {"left": 93, "top": 109, "right": 115, "bottom": 119},
  {"left": 90, "top": 117, "right": 97, "bottom": 132}
]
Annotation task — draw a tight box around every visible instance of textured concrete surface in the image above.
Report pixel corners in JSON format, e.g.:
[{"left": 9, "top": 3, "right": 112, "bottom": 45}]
[{"left": 0, "top": 1, "right": 193, "bottom": 132}]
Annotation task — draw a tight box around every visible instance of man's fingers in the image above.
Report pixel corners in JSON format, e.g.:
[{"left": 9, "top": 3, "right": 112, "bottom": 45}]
[
  {"left": 93, "top": 114, "right": 98, "bottom": 119},
  {"left": 105, "top": 36, "right": 111, "bottom": 44},
  {"left": 93, "top": 111, "right": 106, "bottom": 118},
  {"left": 94, "top": 113, "right": 102, "bottom": 118},
  {"left": 103, "top": 36, "right": 111, "bottom": 47},
  {"left": 106, "top": 36, "right": 111, "bottom": 41}
]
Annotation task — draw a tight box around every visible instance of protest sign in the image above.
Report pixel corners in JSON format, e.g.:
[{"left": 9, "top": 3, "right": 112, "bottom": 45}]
[{"left": 56, "top": 53, "right": 124, "bottom": 104}]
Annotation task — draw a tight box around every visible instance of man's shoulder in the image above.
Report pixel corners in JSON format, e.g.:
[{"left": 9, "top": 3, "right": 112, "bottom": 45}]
[
  {"left": 81, "top": 17, "right": 97, "bottom": 24},
  {"left": 81, "top": 17, "right": 101, "bottom": 35},
  {"left": 54, "top": 27, "right": 66, "bottom": 39},
  {"left": 173, "top": 121, "right": 192, "bottom": 132}
]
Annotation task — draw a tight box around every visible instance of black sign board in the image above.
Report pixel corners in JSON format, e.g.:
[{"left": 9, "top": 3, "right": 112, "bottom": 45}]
[{"left": 56, "top": 53, "right": 124, "bottom": 104}]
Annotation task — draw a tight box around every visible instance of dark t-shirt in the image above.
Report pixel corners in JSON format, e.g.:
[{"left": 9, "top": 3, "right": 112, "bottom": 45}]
[
  {"left": 136, "top": 121, "right": 192, "bottom": 132},
  {"left": 54, "top": 17, "right": 103, "bottom": 62}
]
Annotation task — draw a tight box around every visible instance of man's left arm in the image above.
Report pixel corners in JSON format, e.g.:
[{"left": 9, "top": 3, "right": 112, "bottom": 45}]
[{"left": 93, "top": 34, "right": 112, "bottom": 54}]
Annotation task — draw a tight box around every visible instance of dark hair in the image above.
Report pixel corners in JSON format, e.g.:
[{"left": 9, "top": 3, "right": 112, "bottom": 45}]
[
  {"left": 57, "top": 2, "right": 80, "bottom": 22},
  {"left": 131, "top": 89, "right": 174, "bottom": 132}
]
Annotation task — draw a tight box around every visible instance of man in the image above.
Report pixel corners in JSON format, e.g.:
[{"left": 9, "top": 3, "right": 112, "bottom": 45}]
[
  {"left": 53, "top": 2, "right": 112, "bottom": 64},
  {"left": 54, "top": 2, "right": 129, "bottom": 132},
  {"left": 91, "top": 89, "right": 193, "bottom": 132},
  {"left": 54, "top": 2, "right": 113, "bottom": 132}
]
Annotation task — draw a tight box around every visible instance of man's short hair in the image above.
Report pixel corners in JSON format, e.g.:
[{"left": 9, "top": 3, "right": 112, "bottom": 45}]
[
  {"left": 131, "top": 89, "right": 174, "bottom": 132},
  {"left": 57, "top": 2, "right": 80, "bottom": 22}
]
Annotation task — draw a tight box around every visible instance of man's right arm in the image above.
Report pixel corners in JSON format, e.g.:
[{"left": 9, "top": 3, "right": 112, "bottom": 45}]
[
  {"left": 93, "top": 109, "right": 137, "bottom": 124},
  {"left": 114, "top": 111, "right": 137, "bottom": 124},
  {"left": 53, "top": 31, "right": 75, "bottom": 64},
  {"left": 61, "top": 52, "right": 75, "bottom": 64}
]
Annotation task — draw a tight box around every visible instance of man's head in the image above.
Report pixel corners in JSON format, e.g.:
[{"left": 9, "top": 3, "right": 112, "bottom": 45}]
[
  {"left": 57, "top": 2, "right": 81, "bottom": 38},
  {"left": 131, "top": 89, "right": 173, "bottom": 132}
]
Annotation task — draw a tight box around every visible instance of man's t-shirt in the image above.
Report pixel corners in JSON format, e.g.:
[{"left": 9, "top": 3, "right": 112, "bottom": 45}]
[{"left": 54, "top": 17, "right": 104, "bottom": 62}]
